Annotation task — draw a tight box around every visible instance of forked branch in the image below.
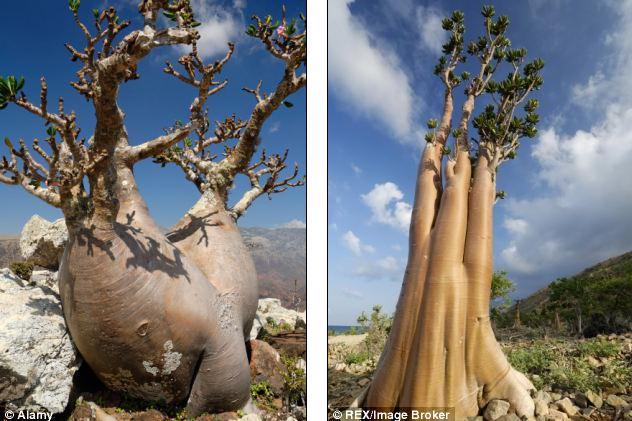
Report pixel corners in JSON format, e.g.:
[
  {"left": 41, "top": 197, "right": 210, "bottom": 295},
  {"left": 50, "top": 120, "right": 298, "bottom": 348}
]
[{"left": 230, "top": 149, "right": 304, "bottom": 219}]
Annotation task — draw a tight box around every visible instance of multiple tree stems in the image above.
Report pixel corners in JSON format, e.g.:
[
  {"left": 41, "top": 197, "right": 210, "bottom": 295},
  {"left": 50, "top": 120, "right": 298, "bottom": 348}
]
[{"left": 364, "top": 7, "right": 543, "bottom": 419}]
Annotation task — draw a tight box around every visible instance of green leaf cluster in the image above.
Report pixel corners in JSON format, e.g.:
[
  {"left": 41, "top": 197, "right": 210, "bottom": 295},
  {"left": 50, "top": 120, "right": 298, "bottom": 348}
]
[
  {"left": 434, "top": 11, "right": 467, "bottom": 86},
  {"left": 69, "top": 0, "right": 80, "bottom": 13},
  {"left": 0, "top": 75, "right": 25, "bottom": 110}
]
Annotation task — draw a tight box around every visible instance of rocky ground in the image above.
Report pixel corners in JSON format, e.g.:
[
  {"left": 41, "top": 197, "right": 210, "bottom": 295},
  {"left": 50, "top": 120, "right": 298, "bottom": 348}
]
[
  {"left": 328, "top": 330, "right": 632, "bottom": 420},
  {"left": 0, "top": 263, "right": 306, "bottom": 420}
]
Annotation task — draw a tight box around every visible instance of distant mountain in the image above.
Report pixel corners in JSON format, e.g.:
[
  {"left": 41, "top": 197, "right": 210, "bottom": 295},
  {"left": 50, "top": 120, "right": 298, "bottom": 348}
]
[
  {"left": 514, "top": 250, "right": 632, "bottom": 313},
  {"left": 0, "top": 235, "right": 20, "bottom": 269},
  {"left": 0, "top": 227, "right": 306, "bottom": 310},
  {"left": 509, "top": 251, "right": 632, "bottom": 335},
  {"left": 241, "top": 227, "right": 306, "bottom": 311}
]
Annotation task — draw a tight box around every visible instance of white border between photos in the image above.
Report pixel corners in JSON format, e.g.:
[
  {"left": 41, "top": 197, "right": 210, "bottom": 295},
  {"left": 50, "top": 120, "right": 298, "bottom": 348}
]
[{"left": 306, "top": 0, "right": 327, "bottom": 418}]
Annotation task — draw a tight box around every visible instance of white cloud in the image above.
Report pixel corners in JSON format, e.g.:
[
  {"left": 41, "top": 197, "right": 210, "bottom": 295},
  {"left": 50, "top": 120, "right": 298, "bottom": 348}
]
[
  {"left": 350, "top": 163, "right": 362, "bottom": 175},
  {"left": 354, "top": 256, "right": 405, "bottom": 281},
  {"left": 279, "top": 219, "right": 306, "bottom": 229},
  {"left": 342, "top": 230, "right": 375, "bottom": 256},
  {"left": 503, "top": 218, "right": 528, "bottom": 236},
  {"left": 183, "top": 0, "right": 242, "bottom": 59},
  {"left": 500, "top": 0, "right": 632, "bottom": 280},
  {"left": 361, "top": 182, "right": 412, "bottom": 232},
  {"left": 268, "top": 121, "right": 281, "bottom": 134},
  {"left": 415, "top": 6, "right": 447, "bottom": 56},
  {"left": 328, "top": 0, "right": 421, "bottom": 145}
]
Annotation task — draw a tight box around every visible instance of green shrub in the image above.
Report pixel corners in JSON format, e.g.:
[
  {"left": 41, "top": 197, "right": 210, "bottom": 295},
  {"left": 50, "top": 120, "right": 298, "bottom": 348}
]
[
  {"left": 250, "top": 380, "right": 275, "bottom": 408},
  {"left": 357, "top": 305, "right": 392, "bottom": 360},
  {"left": 576, "top": 338, "right": 621, "bottom": 358},
  {"left": 280, "top": 354, "right": 306, "bottom": 406},
  {"left": 344, "top": 351, "right": 369, "bottom": 365},
  {"left": 10, "top": 261, "right": 34, "bottom": 281},
  {"left": 506, "top": 338, "right": 632, "bottom": 393}
]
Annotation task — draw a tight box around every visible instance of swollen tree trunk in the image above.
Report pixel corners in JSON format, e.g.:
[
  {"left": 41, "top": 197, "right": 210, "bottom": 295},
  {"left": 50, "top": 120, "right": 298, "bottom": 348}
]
[
  {"left": 364, "top": 101, "right": 535, "bottom": 419},
  {"left": 167, "top": 189, "right": 258, "bottom": 339},
  {"left": 59, "top": 144, "right": 251, "bottom": 416}
]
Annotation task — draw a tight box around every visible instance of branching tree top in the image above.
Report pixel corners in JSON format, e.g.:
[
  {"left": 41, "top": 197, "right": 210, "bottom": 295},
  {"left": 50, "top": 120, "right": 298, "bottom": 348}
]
[{"left": 0, "top": 0, "right": 306, "bottom": 225}]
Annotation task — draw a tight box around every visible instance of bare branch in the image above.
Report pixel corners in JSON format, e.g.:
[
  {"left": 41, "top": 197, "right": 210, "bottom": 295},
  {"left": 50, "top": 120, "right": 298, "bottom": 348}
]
[
  {"left": 229, "top": 149, "right": 304, "bottom": 219},
  {"left": 125, "top": 124, "right": 196, "bottom": 163}
]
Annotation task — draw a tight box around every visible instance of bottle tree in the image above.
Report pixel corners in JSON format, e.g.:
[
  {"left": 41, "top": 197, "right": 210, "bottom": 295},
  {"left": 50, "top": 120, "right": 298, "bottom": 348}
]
[
  {"left": 0, "top": 0, "right": 305, "bottom": 416},
  {"left": 363, "top": 6, "right": 543, "bottom": 418}
]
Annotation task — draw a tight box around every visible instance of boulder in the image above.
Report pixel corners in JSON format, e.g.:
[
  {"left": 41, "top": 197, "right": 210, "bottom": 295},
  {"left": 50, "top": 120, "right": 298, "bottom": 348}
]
[
  {"left": 556, "top": 398, "right": 578, "bottom": 416},
  {"left": 30, "top": 270, "right": 59, "bottom": 294},
  {"left": 248, "top": 339, "right": 285, "bottom": 395},
  {"left": 496, "top": 415, "right": 520, "bottom": 421},
  {"left": 19, "top": 215, "right": 68, "bottom": 270},
  {"left": 258, "top": 298, "right": 306, "bottom": 329},
  {"left": 483, "top": 399, "right": 510, "bottom": 420},
  {"left": 249, "top": 313, "right": 264, "bottom": 340},
  {"left": 545, "top": 408, "right": 568, "bottom": 420},
  {"left": 249, "top": 298, "right": 307, "bottom": 340},
  {"left": 534, "top": 398, "right": 549, "bottom": 417},
  {"left": 0, "top": 268, "right": 81, "bottom": 413},
  {"left": 605, "top": 394, "right": 627, "bottom": 407}
]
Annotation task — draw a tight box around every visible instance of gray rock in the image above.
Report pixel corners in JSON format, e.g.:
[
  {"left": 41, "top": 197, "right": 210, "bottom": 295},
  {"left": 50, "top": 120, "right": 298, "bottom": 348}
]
[
  {"left": 496, "top": 415, "right": 520, "bottom": 421},
  {"left": 484, "top": 399, "right": 510, "bottom": 420},
  {"left": 585, "top": 390, "right": 602, "bottom": 408},
  {"left": 19, "top": 215, "right": 68, "bottom": 270},
  {"left": 248, "top": 298, "right": 307, "bottom": 340},
  {"left": 581, "top": 407, "right": 595, "bottom": 417},
  {"left": 556, "top": 398, "right": 578, "bottom": 416},
  {"left": 30, "top": 270, "right": 59, "bottom": 294},
  {"left": 249, "top": 312, "right": 264, "bottom": 340},
  {"left": 550, "top": 392, "right": 562, "bottom": 401},
  {"left": 545, "top": 408, "right": 568, "bottom": 420},
  {"left": 0, "top": 268, "right": 80, "bottom": 413},
  {"left": 358, "top": 377, "right": 370, "bottom": 387},
  {"left": 257, "top": 298, "right": 306, "bottom": 329},
  {"left": 535, "top": 390, "right": 552, "bottom": 405},
  {"left": 573, "top": 392, "right": 588, "bottom": 408},
  {"left": 605, "top": 394, "right": 627, "bottom": 407},
  {"left": 534, "top": 398, "right": 549, "bottom": 416}
]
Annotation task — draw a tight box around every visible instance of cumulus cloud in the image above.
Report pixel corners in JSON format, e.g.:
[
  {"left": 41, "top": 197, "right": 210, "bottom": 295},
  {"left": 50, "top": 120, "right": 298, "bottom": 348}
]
[
  {"left": 354, "top": 256, "right": 405, "bottom": 281},
  {"left": 500, "top": 1, "right": 632, "bottom": 282},
  {"left": 328, "top": 0, "right": 421, "bottom": 145},
  {"left": 279, "top": 219, "right": 306, "bottom": 229},
  {"left": 181, "top": 0, "right": 243, "bottom": 59},
  {"left": 342, "top": 230, "right": 375, "bottom": 256},
  {"left": 361, "top": 182, "right": 412, "bottom": 232}
]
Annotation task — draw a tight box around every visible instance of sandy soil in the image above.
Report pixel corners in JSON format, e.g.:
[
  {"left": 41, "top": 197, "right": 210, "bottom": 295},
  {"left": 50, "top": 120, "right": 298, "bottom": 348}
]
[{"left": 328, "top": 333, "right": 367, "bottom": 346}]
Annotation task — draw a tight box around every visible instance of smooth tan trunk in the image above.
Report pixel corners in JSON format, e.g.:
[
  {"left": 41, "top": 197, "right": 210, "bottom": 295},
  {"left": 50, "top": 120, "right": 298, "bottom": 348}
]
[
  {"left": 364, "top": 141, "right": 535, "bottom": 418},
  {"left": 167, "top": 191, "right": 258, "bottom": 339},
  {"left": 58, "top": 163, "right": 252, "bottom": 416}
]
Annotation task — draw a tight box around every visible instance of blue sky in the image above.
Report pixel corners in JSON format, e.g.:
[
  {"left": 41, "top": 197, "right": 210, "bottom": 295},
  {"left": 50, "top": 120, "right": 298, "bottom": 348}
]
[
  {"left": 329, "top": 0, "right": 632, "bottom": 324},
  {"left": 0, "top": 0, "right": 305, "bottom": 234}
]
